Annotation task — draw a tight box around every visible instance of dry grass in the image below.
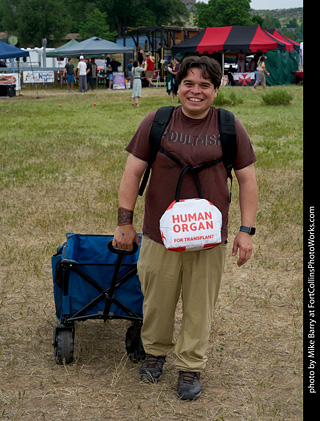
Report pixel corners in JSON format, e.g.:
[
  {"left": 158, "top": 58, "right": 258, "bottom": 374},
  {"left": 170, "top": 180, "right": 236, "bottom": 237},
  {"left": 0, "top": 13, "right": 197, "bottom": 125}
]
[{"left": 0, "top": 85, "right": 303, "bottom": 420}]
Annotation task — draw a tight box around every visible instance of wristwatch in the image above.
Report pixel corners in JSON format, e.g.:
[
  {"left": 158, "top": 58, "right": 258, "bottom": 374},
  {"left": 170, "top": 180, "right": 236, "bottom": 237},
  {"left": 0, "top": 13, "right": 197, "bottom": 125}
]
[{"left": 240, "top": 226, "right": 256, "bottom": 235}]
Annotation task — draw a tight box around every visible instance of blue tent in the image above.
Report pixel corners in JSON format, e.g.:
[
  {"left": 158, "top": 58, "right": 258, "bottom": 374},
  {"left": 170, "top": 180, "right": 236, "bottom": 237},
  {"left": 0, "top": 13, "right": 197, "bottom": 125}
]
[{"left": 0, "top": 40, "right": 29, "bottom": 59}]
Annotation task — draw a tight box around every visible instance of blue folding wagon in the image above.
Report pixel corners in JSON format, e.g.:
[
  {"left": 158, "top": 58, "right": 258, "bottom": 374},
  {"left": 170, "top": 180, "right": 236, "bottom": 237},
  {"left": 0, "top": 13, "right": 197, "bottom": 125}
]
[{"left": 51, "top": 233, "right": 144, "bottom": 364}]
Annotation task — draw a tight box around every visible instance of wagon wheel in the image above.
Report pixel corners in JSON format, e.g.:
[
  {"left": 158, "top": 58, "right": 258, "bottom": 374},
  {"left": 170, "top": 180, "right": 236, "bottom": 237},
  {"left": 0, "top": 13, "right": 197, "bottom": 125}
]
[
  {"left": 53, "top": 325, "right": 74, "bottom": 364},
  {"left": 125, "top": 324, "right": 145, "bottom": 363}
]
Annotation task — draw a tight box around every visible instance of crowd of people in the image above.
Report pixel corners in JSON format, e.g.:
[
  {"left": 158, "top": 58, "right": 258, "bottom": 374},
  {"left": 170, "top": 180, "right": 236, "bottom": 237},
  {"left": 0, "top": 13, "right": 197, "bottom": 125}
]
[
  {"left": 62, "top": 55, "right": 123, "bottom": 93},
  {"left": 63, "top": 48, "right": 270, "bottom": 104},
  {"left": 63, "top": 55, "right": 97, "bottom": 93}
]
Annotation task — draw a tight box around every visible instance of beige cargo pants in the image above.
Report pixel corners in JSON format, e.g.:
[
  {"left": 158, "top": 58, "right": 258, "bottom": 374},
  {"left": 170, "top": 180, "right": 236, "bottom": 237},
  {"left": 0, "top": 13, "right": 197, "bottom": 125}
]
[{"left": 137, "top": 235, "right": 227, "bottom": 372}]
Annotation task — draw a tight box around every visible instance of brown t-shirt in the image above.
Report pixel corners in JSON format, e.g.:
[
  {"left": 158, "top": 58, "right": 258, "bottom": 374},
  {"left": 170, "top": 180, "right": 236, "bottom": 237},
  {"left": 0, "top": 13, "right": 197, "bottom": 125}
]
[{"left": 126, "top": 106, "right": 257, "bottom": 244}]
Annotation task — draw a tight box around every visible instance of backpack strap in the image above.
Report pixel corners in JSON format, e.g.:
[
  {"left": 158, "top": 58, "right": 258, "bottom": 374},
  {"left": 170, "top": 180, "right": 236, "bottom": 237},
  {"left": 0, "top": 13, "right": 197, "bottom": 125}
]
[
  {"left": 218, "top": 108, "right": 237, "bottom": 180},
  {"left": 138, "top": 106, "right": 175, "bottom": 196},
  {"left": 218, "top": 108, "right": 237, "bottom": 200}
]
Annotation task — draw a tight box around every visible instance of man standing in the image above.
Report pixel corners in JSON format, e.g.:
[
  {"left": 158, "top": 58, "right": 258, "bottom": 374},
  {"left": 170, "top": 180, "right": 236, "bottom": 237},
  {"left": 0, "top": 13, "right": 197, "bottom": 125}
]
[
  {"left": 112, "top": 56, "right": 258, "bottom": 400},
  {"left": 108, "top": 55, "right": 121, "bottom": 89},
  {"left": 85, "top": 58, "right": 94, "bottom": 91},
  {"left": 63, "top": 58, "right": 76, "bottom": 92},
  {"left": 91, "top": 58, "right": 97, "bottom": 88},
  {"left": 77, "top": 55, "right": 87, "bottom": 93},
  {"left": 144, "top": 54, "right": 155, "bottom": 87}
]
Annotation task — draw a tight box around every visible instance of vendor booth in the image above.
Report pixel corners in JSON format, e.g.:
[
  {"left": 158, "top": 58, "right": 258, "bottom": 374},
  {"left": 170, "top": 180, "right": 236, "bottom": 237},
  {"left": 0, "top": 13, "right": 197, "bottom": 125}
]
[
  {"left": 172, "top": 25, "right": 300, "bottom": 86},
  {"left": 57, "top": 36, "right": 134, "bottom": 89},
  {"left": 0, "top": 40, "right": 29, "bottom": 96}
]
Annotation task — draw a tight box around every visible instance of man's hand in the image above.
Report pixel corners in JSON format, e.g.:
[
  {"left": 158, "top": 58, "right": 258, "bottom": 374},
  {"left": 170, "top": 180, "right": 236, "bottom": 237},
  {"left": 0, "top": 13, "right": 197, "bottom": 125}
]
[
  {"left": 112, "top": 225, "right": 140, "bottom": 251},
  {"left": 233, "top": 164, "right": 258, "bottom": 267},
  {"left": 232, "top": 232, "right": 253, "bottom": 267}
]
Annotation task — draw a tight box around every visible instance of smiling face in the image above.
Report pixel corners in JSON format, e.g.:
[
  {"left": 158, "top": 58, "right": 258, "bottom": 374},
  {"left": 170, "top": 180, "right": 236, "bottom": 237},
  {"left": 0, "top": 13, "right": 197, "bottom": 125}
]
[{"left": 177, "top": 68, "right": 218, "bottom": 119}]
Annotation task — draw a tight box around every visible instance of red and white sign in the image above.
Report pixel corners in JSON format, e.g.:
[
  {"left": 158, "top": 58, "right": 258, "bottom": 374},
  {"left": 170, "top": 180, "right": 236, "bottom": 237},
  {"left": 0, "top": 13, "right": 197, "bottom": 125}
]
[
  {"left": 0, "top": 73, "right": 21, "bottom": 90},
  {"left": 160, "top": 198, "right": 222, "bottom": 252}
]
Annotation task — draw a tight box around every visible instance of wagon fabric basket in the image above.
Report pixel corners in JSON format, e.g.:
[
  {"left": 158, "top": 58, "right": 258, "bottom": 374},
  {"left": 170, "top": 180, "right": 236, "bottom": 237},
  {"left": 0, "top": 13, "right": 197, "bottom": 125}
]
[{"left": 51, "top": 233, "right": 144, "bottom": 364}]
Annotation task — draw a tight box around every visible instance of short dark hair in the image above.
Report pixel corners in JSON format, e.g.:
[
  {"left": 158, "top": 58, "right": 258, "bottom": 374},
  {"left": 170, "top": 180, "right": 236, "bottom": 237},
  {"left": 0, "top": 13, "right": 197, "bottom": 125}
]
[{"left": 176, "top": 56, "right": 222, "bottom": 89}]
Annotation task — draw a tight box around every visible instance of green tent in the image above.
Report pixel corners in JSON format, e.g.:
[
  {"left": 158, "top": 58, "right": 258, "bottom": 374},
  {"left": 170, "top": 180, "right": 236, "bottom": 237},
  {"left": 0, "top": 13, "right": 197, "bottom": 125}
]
[
  {"left": 265, "top": 49, "right": 300, "bottom": 85},
  {"left": 46, "top": 39, "right": 79, "bottom": 58}
]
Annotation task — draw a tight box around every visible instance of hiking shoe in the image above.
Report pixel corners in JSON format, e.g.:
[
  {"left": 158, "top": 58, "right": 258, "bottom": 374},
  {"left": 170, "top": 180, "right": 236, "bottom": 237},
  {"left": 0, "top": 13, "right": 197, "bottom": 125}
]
[
  {"left": 140, "top": 354, "right": 166, "bottom": 383},
  {"left": 177, "top": 371, "right": 202, "bottom": 400}
]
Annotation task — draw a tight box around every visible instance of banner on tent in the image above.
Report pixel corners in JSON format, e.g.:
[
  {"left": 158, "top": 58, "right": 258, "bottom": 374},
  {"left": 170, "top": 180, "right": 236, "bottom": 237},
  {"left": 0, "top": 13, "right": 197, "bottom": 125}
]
[
  {"left": 23, "top": 70, "right": 54, "bottom": 83},
  {"left": 233, "top": 72, "right": 255, "bottom": 86},
  {"left": 0, "top": 73, "right": 21, "bottom": 90}
]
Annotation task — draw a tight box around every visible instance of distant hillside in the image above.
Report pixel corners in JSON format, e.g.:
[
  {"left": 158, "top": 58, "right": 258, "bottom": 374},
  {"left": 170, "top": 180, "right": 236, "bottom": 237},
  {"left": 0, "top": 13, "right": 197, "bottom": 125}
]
[{"left": 251, "top": 7, "right": 303, "bottom": 27}]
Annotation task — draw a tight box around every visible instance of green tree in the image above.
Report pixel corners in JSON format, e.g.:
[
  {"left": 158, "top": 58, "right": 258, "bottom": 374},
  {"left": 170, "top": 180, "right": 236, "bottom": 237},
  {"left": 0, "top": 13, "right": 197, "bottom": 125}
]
[
  {"left": 137, "top": 0, "right": 189, "bottom": 27},
  {"left": 251, "top": 14, "right": 264, "bottom": 26},
  {"left": 286, "top": 17, "right": 298, "bottom": 29},
  {"left": 261, "top": 14, "right": 281, "bottom": 30},
  {"left": 194, "top": 0, "right": 252, "bottom": 28},
  {"left": 1, "top": 0, "right": 189, "bottom": 45},
  {"left": 79, "top": 8, "right": 117, "bottom": 40},
  {"left": 65, "top": 0, "right": 96, "bottom": 33},
  {"left": 0, "top": 0, "right": 20, "bottom": 36},
  {"left": 99, "top": 0, "right": 188, "bottom": 35},
  {"left": 0, "top": 0, "right": 71, "bottom": 46},
  {"left": 192, "top": 1, "right": 212, "bottom": 28}
]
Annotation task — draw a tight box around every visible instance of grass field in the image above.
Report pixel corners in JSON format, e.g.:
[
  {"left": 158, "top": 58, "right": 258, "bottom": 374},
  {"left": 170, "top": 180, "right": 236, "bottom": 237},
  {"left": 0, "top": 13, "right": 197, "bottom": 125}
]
[{"left": 0, "top": 84, "right": 303, "bottom": 420}]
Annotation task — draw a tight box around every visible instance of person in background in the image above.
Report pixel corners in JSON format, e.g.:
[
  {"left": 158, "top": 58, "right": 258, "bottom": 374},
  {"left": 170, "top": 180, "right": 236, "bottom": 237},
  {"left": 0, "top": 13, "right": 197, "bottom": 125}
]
[
  {"left": 112, "top": 55, "right": 258, "bottom": 400},
  {"left": 106, "top": 57, "right": 111, "bottom": 87},
  {"left": 86, "top": 58, "right": 94, "bottom": 91},
  {"left": 227, "top": 65, "right": 235, "bottom": 86},
  {"left": 77, "top": 55, "right": 87, "bottom": 93},
  {"left": 131, "top": 59, "right": 144, "bottom": 107},
  {"left": 108, "top": 55, "right": 121, "bottom": 89},
  {"left": 166, "top": 57, "right": 180, "bottom": 103},
  {"left": 144, "top": 54, "right": 155, "bottom": 87},
  {"left": 63, "top": 57, "right": 76, "bottom": 93},
  {"left": 91, "top": 58, "right": 97, "bottom": 89},
  {"left": 247, "top": 58, "right": 255, "bottom": 72},
  {"left": 127, "top": 59, "right": 133, "bottom": 88},
  {"left": 252, "top": 56, "right": 270, "bottom": 90},
  {"left": 156, "top": 43, "right": 162, "bottom": 71},
  {"left": 137, "top": 44, "right": 145, "bottom": 66}
]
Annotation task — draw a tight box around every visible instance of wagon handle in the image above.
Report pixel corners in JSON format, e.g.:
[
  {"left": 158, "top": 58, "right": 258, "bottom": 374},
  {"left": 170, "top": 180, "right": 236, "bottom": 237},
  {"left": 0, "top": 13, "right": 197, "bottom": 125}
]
[{"left": 108, "top": 240, "right": 138, "bottom": 255}]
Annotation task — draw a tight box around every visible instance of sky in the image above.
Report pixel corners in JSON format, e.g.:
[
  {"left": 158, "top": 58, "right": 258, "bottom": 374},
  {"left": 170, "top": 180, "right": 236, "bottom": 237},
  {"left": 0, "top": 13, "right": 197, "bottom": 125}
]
[
  {"left": 249, "top": 0, "right": 302, "bottom": 9},
  {"left": 198, "top": 0, "right": 303, "bottom": 9}
]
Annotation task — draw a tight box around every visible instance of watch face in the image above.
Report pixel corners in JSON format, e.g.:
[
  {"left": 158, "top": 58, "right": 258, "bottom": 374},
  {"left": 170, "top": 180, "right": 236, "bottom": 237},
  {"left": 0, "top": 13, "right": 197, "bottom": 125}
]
[{"left": 250, "top": 227, "right": 256, "bottom": 235}]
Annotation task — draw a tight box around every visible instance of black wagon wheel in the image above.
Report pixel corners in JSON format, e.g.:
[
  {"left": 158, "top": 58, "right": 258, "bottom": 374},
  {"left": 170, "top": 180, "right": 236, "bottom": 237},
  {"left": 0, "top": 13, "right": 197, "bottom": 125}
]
[
  {"left": 53, "top": 325, "right": 75, "bottom": 364},
  {"left": 125, "top": 323, "right": 145, "bottom": 363}
]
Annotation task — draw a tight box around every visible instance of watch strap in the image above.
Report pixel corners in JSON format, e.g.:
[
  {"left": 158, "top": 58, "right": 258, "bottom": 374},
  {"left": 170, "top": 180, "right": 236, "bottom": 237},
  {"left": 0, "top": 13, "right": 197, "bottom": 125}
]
[{"left": 240, "top": 226, "right": 256, "bottom": 235}]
